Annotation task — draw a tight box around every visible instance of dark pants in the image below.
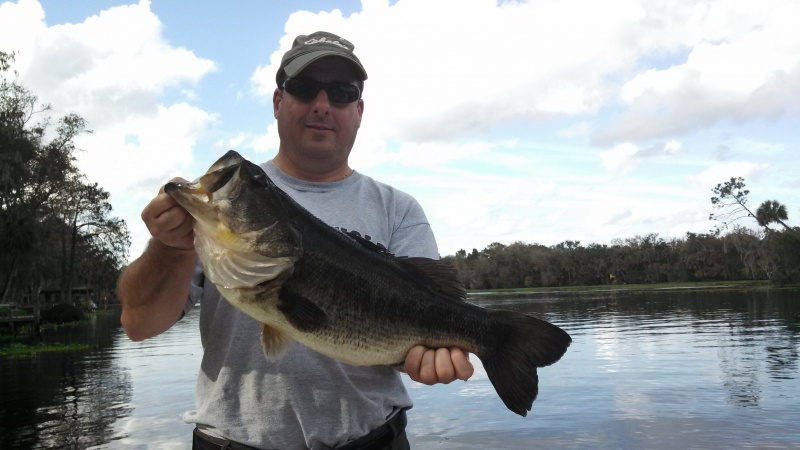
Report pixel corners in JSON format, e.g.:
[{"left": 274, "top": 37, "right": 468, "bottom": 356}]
[{"left": 192, "top": 411, "right": 409, "bottom": 450}]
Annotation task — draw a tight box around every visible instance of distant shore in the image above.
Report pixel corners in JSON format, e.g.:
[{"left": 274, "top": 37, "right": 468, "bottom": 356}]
[{"left": 467, "top": 280, "right": 798, "bottom": 296}]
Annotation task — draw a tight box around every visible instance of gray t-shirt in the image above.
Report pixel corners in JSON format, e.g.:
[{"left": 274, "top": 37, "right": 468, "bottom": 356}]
[{"left": 182, "top": 161, "right": 439, "bottom": 449}]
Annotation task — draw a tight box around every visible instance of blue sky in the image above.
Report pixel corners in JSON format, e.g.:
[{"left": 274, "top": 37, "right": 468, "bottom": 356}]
[{"left": 1, "top": 0, "right": 798, "bottom": 259}]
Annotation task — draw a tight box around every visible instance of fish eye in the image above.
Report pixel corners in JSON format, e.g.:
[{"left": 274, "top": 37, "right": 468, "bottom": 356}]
[{"left": 252, "top": 173, "right": 268, "bottom": 187}]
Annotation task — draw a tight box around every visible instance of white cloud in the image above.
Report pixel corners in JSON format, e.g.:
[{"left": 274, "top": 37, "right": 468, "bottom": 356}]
[
  {"left": 251, "top": 0, "right": 800, "bottom": 148},
  {"left": 250, "top": 122, "right": 280, "bottom": 155},
  {"left": 597, "top": 1, "right": 800, "bottom": 143},
  {"left": 686, "top": 162, "right": 770, "bottom": 190},
  {"left": 599, "top": 140, "right": 681, "bottom": 173},
  {"left": 5, "top": 0, "right": 798, "bottom": 260},
  {"left": 0, "top": 0, "right": 46, "bottom": 61},
  {"left": 18, "top": 1, "right": 215, "bottom": 126},
  {"left": 601, "top": 143, "right": 640, "bottom": 173},
  {"left": 73, "top": 103, "right": 215, "bottom": 192},
  {"left": 0, "top": 0, "right": 217, "bottom": 258},
  {"left": 250, "top": 0, "right": 642, "bottom": 143}
]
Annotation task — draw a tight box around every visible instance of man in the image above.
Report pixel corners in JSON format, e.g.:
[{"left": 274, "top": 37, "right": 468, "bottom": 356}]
[{"left": 118, "top": 31, "right": 474, "bottom": 450}]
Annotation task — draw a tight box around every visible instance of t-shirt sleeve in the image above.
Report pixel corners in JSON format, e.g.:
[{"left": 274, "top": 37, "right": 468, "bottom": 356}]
[
  {"left": 184, "top": 260, "right": 204, "bottom": 315},
  {"left": 388, "top": 194, "right": 440, "bottom": 260}
]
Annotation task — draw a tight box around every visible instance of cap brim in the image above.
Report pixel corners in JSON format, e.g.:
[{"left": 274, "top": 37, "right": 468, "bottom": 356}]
[{"left": 283, "top": 50, "right": 368, "bottom": 81}]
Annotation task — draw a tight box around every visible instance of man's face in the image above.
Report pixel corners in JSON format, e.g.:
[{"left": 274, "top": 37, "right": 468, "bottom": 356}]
[{"left": 273, "top": 56, "right": 364, "bottom": 168}]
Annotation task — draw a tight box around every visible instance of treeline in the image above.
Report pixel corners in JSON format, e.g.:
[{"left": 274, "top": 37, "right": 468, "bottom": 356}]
[
  {"left": 445, "top": 168, "right": 800, "bottom": 291},
  {"left": 1, "top": 52, "right": 129, "bottom": 308},
  {"left": 445, "top": 228, "right": 800, "bottom": 290},
  {"left": 445, "top": 229, "right": 800, "bottom": 290}
]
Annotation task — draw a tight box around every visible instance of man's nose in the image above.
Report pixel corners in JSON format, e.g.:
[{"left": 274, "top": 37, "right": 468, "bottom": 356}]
[{"left": 310, "top": 88, "right": 332, "bottom": 113}]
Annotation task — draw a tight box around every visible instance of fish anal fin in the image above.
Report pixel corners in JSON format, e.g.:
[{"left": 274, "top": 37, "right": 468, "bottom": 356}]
[
  {"left": 260, "top": 323, "right": 295, "bottom": 361},
  {"left": 277, "top": 290, "right": 329, "bottom": 332}
]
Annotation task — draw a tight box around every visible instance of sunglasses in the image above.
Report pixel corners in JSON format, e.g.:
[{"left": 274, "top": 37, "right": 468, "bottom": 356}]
[{"left": 282, "top": 78, "right": 361, "bottom": 104}]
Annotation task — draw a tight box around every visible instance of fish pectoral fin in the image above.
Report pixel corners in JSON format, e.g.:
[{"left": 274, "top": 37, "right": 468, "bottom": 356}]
[
  {"left": 276, "top": 291, "right": 329, "bottom": 332},
  {"left": 260, "top": 323, "right": 295, "bottom": 361}
]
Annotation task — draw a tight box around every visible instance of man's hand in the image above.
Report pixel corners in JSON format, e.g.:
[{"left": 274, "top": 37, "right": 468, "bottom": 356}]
[
  {"left": 403, "top": 346, "right": 474, "bottom": 385},
  {"left": 142, "top": 177, "right": 195, "bottom": 251}
]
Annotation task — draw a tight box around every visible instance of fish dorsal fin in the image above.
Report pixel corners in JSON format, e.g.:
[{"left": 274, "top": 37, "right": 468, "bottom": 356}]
[
  {"left": 344, "top": 230, "right": 391, "bottom": 255},
  {"left": 343, "top": 229, "right": 466, "bottom": 300},
  {"left": 397, "top": 256, "right": 466, "bottom": 300}
]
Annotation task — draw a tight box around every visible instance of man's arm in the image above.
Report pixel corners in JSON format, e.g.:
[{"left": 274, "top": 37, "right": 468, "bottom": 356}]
[{"left": 118, "top": 180, "right": 197, "bottom": 341}]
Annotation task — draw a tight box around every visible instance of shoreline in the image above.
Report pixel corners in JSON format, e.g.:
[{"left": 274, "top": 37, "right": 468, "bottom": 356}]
[{"left": 467, "top": 280, "right": 799, "bottom": 296}]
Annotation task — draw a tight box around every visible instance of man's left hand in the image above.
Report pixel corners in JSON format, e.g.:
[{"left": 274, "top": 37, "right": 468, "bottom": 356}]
[{"left": 403, "top": 346, "right": 474, "bottom": 385}]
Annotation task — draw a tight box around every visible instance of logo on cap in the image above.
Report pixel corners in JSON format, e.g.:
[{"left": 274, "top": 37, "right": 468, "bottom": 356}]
[{"left": 304, "top": 37, "right": 350, "bottom": 50}]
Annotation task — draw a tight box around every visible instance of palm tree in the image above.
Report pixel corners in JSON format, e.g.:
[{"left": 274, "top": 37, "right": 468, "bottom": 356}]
[
  {"left": 756, "top": 200, "right": 790, "bottom": 229},
  {"left": 756, "top": 200, "right": 800, "bottom": 241}
]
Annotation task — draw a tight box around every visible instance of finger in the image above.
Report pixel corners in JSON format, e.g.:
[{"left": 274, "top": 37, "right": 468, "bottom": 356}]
[
  {"left": 434, "top": 348, "right": 456, "bottom": 384},
  {"left": 450, "top": 348, "right": 475, "bottom": 381},
  {"left": 418, "top": 348, "right": 437, "bottom": 385},
  {"left": 159, "top": 207, "right": 195, "bottom": 249},
  {"left": 403, "top": 345, "right": 426, "bottom": 380},
  {"left": 171, "top": 211, "right": 195, "bottom": 235},
  {"left": 142, "top": 193, "right": 175, "bottom": 222},
  {"left": 146, "top": 203, "right": 185, "bottom": 236}
]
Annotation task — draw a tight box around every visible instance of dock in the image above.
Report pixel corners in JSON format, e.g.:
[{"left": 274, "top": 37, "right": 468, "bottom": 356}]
[{"left": 0, "top": 305, "right": 38, "bottom": 332}]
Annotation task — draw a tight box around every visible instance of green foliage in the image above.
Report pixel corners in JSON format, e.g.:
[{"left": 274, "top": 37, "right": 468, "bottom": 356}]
[
  {"left": 0, "top": 342, "right": 93, "bottom": 359},
  {"left": 1, "top": 51, "right": 129, "bottom": 308},
  {"left": 709, "top": 177, "right": 756, "bottom": 234},
  {"left": 756, "top": 200, "right": 788, "bottom": 227},
  {"left": 445, "top": 226, "right": 798, "bottom": 289}
]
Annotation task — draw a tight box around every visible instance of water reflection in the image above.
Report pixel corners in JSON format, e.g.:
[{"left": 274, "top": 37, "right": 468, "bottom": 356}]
[
  {"left": 1, "top": 290, "right": 798, "bottom": 449},
  {"left": 0, "top": 312, "right": 133, "bottom": 449},
  {"left": 412, "top": 289, "right": 800, "bottom": 448}
]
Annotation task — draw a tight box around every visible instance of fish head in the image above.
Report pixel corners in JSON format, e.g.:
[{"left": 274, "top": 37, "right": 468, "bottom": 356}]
[{"left": 164, "top": 150, "right": 300, "bottom": 291}]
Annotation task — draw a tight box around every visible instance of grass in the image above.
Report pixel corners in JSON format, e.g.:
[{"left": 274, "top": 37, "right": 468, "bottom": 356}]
[
  {"left": 1, "top": 307, "right": 120, "bottom": 353},
  {"left": 0, "top": 342, "right": 94, "bottom": 359},
  {"left": 467, "top": 280, "right": 778, "bottom": 296}
]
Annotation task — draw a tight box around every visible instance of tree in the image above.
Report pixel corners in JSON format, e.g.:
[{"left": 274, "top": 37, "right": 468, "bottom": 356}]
[
  {"left": 756, "top": 200, "right": 788, "bottom": 228},
  {"left": 709, "top": 177, "right": 757, "bottom": 233},
  {"left": 1, "top": 51, "right": 72, "bottom": 301},
  {"left": 1, "top": 51, "right": 129, "bottom": 307},
  {"left": 755, "top": 200, "right": 800, "bottom": 241},
  {"left": 50, "top": 177, "right": 130, "bottom": 304}
]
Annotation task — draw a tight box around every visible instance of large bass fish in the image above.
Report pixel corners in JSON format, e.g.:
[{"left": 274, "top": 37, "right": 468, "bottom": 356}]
[{"left": 165, "top": 150, "right": 571, "bottom": 416}]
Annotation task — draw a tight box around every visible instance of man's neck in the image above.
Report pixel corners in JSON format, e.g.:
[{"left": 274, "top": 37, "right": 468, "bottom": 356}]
[{"left": 272, "top": 153, "right": 353, "bottom": 182}]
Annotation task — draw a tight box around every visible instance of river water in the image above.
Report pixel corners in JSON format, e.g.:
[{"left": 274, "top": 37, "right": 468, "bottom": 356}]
[{"left": 1, "top": 289, "right": 798, "bottom": 449}]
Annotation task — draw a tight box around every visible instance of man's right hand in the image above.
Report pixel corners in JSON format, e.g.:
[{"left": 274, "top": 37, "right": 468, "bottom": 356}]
[
  {"left": 142, "top": 177, "right": 195, "bottom": 251},
  {"left": 119, "top": 177, "right": 199, "bottom": 341}
]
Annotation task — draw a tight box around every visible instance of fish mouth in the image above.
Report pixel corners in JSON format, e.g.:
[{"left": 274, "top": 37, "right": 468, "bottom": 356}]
[
  {"left": 164, "top": 151, "right": 244, "bottom": 221},
  {"left": 164, "top": 151, "right": 295, "bottom": 290},
  {"left": 164, "top": 179, "right": 210, "bottom": 217}
]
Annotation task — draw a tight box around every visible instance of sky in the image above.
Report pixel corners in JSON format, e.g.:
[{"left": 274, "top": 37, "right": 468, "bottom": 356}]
[{"left": 1, "top": 0, "right": 798, "bottom": 260}]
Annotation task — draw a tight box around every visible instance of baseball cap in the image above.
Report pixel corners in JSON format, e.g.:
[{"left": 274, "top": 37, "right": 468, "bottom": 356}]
[{"left": 276, "top": 31, "right": 368, "bottom": 87}]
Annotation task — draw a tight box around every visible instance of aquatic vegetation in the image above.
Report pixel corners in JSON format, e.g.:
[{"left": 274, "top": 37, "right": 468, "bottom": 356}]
[{"left": 0, "top": 342, "right": 93, "bottom": 359}]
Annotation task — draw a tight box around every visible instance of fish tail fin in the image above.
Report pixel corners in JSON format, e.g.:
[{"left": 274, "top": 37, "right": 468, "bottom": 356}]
[{"left": 479, "top": 310, "right": 571, "bottom": 416}]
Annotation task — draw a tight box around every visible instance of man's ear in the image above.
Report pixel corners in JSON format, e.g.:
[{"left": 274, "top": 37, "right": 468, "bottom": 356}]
[{"left": 273, "top": 88, "right": 282, "bottom": 119}]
